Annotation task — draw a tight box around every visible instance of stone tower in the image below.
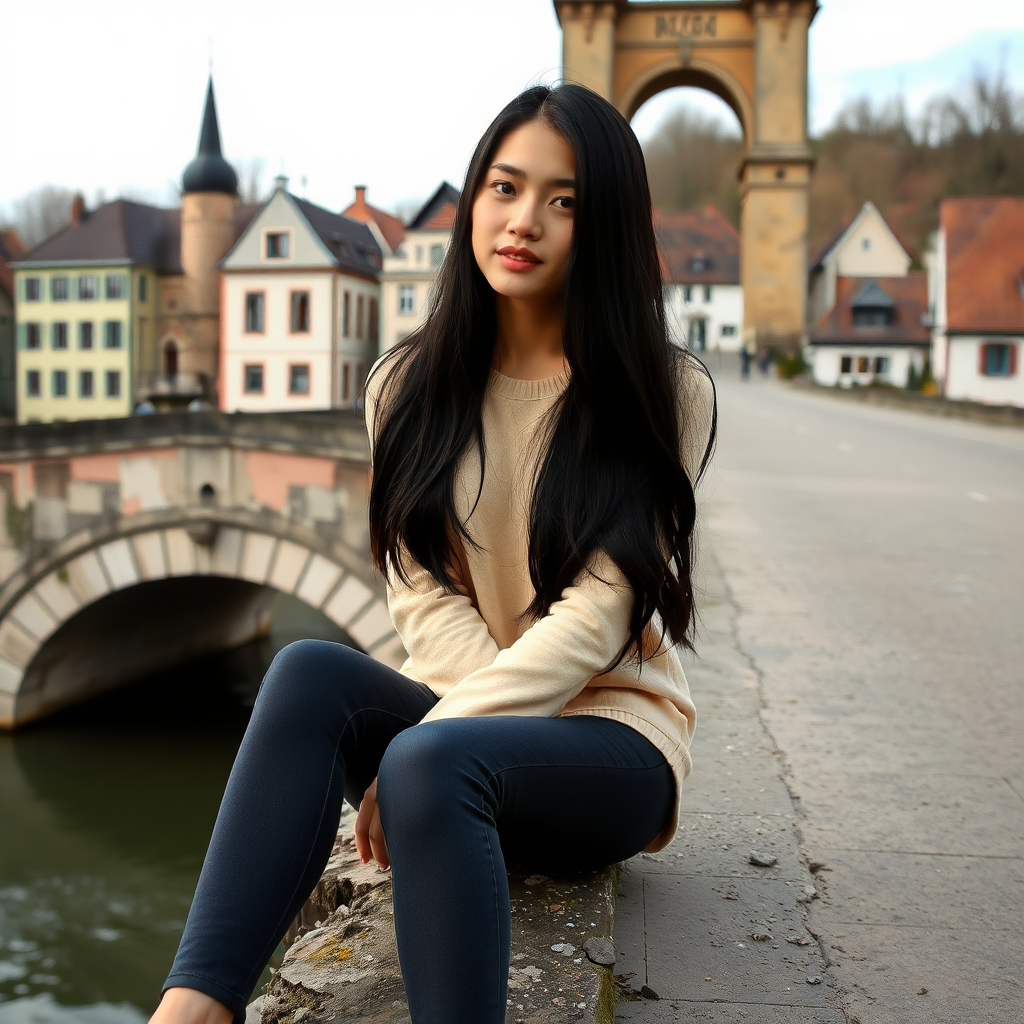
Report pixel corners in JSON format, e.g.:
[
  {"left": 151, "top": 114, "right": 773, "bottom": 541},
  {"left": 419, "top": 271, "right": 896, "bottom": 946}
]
[{"left": 180, "top": 76, "right": 238, "bottom": 398}]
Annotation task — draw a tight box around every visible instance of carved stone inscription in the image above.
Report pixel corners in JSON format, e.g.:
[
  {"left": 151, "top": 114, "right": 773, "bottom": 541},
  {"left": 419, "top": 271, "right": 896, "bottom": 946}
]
[{"left": 655, "top": 13, "right": 717, "bottom": 39}]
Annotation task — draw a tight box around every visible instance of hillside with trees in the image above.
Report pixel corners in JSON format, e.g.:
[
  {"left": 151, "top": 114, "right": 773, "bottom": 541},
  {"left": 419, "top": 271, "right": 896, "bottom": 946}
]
[{"left": 641, "top": 68, "right": 1024, "bottom": 256}]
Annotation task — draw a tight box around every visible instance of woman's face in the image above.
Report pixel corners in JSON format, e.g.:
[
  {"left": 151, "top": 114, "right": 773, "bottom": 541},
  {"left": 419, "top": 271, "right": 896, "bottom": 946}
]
[{"left": 471, "top": 119, "right": 576, "bottom": 303}]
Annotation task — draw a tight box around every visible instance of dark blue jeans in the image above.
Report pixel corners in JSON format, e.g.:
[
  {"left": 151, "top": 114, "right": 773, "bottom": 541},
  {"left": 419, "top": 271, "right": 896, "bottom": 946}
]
[{"left": 162, "top": 640, "right": 674, "bottom": 1023}]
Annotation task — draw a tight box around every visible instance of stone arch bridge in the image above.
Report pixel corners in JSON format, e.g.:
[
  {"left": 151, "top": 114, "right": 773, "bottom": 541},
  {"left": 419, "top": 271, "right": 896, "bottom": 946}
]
[{"left": 0, "top": 412, "right": 399, "bottom": 729}]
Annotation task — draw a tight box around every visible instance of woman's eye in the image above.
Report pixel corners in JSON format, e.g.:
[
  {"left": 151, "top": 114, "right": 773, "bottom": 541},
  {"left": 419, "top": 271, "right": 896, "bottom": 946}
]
[
  {"left": 553, "top": 196, "right": 575, "bottom": 210},
  {"left": 492, "top": 181, "right": 515, "bottom": 196}
]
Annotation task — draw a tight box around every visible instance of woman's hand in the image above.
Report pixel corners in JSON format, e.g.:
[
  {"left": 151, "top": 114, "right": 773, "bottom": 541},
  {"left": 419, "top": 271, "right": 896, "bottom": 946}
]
[{"left": 354, "top": 776, "right": 390, "bottom": 870}]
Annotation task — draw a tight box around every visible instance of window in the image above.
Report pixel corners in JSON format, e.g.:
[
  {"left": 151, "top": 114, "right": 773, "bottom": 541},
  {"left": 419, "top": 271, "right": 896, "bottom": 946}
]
[
  {"left": 342, "top": 291, "right": 351, "bottom": 337},
  {"left": 399, "top": 285, "right": 415, "bottom": 315},
  {"left": 52, "top": 323, "right": 68, "bottom": 350},
  {"left": 105, "top": 370, "right": 121, "bottom": 398},
  {"left": 430, "top": 243, "right": 444, "bottom": 268},
  {"left": 244, "top": 364, "right": 264, "bottom": 394},
  {"left": 289, "top": 363, "right": 310, "bottom": 395},
  {"left": 342, "top": 362, "right": 351, "bottom": 402},
  {"left": 26, "top": 324, "right": 41, "bottom": 350},
  {"left": 356, "top": 295, "right": 364, "bottom": 339},
  {"left": 856, "top": 356, "right": 870, "bottom": 373},
  {"left": 290, "top": 292, "right": 310, "bottom": 333},
  {"left": 138, "top": 275, "right": 147, "bottom": 302},
  {"left": 980, "top": 342, "right": 1017, "bottom": 377},
  {"left": 721, "top": 324, "right": 737, "bottom": 337},
  {"left": 415, "top": 245, "right": 423, "bottom": 265},
  {"left": 52, "top": 370, "right": 68, "bottom": 397},
  {"left": 78, "top": 275, "right": 97, "bottom": 300},
  {"left": 266, "top": 232, "right": 290, "bottom": 258},
  {"left": 840, "top": 355, "right": 853, "bottom": 373},
  {"left": 79, "top": 322, "right": 94, "bottom": 349},
  {"left": 25, "top": 278, "right": 41, "bottom": 301},
  {"left": 369, "top": 297, "right": 378, "bottom": 344},
  {"left": 861, "top": 237, "right": 871, "bottom": 251},
  {"left": 687, "top": 257, "right": 708, "bottom": 273},
  {"left": 105, "top": 321, "right": 122, "bottom": 348},
  {"left": 689, "top": 318, "right": 707, "bottom": 351},
  {"left": 245, "top": 292, "right": 265, "bottom": 333},
  {"left": 682, "top": 285, "right": 693, "bottom": 303},
  {"left": 105, "top": 274, "right": 124, "bottom": 299},
  {"left": 52, "top": 276, "right": 69, "bottom": 301},
  {"left": 79, "top": 370, "right": 94, "bottom": 398},
  {"left": 26, "top": 370, "right": 40, "bottom": 397},
  {"left": 703, "top": 285, "right": 712, "bottom": 303},
  {"left": 852, "top": 307, "right": 892, "bottom": 328},
  {"left": 873, "top": 356, "right": 890, "bottom": 375}
]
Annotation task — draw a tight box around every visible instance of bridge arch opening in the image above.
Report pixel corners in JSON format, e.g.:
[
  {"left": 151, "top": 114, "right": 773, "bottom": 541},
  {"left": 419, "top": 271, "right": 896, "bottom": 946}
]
[{"left": 0, "top": 525, "right": 402, "bottom": 729}]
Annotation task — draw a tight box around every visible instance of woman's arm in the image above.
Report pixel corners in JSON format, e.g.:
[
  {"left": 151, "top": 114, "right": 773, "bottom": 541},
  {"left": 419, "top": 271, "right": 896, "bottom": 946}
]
[
  {"left": 417, "top": 550, "right": 632, "bottom": 723},
  {"left": 365, "top": 353, "right": 501, "bottom": 684}
]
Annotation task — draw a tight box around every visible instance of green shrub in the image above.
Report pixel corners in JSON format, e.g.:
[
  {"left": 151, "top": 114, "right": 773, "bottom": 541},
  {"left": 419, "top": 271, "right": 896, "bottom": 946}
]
[{"left": 776, "top": 351, "right": 809, "bottom": 379}]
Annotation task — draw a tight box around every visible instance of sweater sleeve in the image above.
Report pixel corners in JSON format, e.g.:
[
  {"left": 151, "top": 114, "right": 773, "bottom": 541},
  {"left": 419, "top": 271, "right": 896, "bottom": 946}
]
[
  {"left": 364, "top": 353, "right": 501, "bottom": 686},
  {"left": 418, "top": 551, "right": 632, "bottom": 723}
]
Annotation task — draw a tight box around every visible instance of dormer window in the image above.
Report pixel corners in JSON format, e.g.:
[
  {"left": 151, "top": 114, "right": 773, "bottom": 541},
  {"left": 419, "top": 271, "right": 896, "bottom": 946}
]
[
  {"left": 861, "top": 238, "right": 871, "bottom": 250},
  {"left": 266, "top": 232, "right": 290, "bottom": 259},
  {"left": 687, "top": 256, "right": 709, "bottom": 273},
  {"left": 850, "top": 280, "right": 895, "bottom": 329}
]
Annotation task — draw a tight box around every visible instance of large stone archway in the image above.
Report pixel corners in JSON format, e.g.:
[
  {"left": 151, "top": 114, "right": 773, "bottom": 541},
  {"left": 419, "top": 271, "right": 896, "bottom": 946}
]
[{"left": 555, "top": 0, "right": 818, "bottom": 348}]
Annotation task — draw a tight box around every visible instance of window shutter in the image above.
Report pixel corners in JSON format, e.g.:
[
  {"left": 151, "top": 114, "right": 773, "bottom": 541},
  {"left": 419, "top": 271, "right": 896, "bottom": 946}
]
[
  {"left": 1011, "top": 343, "right": 1019, "bottom": 377},
  {"left": 17, "top": 323, "right": 25, "bottom": 350},
  {"left": 978, "top": 343, "right": 988, "bottom": 376}
]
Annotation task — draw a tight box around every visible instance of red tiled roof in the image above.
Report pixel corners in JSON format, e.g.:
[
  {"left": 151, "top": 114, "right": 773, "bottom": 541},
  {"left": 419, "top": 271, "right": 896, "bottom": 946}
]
[
  {"left": 654, "top": 205, "right": 739, "bottom": 285},
  {"left": 942, "top": 196, "right": 1024, "bottom": 334},
  {"left": 810, "top": 275, "right": 930, "bottom": 346},
  {"left": 341, "top": 192, "right": 406, "bottom": 251},
  {"left": 421, "top": 203, "right": 456, "bottom": 230}
]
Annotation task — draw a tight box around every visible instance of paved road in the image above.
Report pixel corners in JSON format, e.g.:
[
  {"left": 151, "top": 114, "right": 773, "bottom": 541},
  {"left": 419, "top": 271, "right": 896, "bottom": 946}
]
[
  {"left": 715, "top": 363, "right": 1024, "bottom": 1021},
  {"left": 615, "top": 363, "right": 1023, "bottom": 1024}
]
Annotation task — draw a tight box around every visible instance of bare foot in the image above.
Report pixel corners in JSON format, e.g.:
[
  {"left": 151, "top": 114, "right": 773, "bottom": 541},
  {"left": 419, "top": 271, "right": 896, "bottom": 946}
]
[{"left": 148, "top": 986, "right": 233, "bottom": 1024}]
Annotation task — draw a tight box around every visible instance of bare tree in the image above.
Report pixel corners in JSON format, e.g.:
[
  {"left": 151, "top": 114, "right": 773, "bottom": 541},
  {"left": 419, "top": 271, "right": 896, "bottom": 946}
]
[
  {"left": 234, "top": 157, "right": 267, "bottom": 205},
  {"left": 391, "top": 196, "right": 426, "bottom": 225},
  {"left": 4, "top": 185, "right": 76, "bottom": 248},
  {"left": 640, "top": 105, "right": 743, "bottom": 222}
]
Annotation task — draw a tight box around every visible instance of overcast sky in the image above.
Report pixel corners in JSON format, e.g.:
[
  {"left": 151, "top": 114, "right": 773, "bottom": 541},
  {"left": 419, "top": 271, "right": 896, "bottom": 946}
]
[{"left": 2, "top": 0, "right": 1023, "bottom": 223}]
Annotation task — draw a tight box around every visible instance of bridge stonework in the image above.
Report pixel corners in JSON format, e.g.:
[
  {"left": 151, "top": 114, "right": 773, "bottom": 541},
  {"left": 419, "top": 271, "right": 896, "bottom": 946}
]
[
  {"left": 556, "top": 0, "right": 818, "bottom": 349},
  {"left": 0, "top": 412, "right": 400, "bottom": 729}
]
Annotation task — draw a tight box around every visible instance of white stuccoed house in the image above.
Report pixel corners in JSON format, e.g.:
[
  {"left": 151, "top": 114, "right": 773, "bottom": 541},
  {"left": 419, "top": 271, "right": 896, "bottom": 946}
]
[{"left": 219, "top": 177, "right": 382, "bottom": 412}]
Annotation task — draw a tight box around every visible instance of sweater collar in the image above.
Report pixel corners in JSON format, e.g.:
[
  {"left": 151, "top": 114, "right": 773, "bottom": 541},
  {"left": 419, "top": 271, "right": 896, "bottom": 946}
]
[{"left": 486, "top": 367, "right": 571, "bottom": 400}]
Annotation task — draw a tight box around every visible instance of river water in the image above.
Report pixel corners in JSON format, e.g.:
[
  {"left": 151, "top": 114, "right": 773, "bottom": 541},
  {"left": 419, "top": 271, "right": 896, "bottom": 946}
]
[{"left": 0, "top": 593, "right": 354, "bottom": 1023}]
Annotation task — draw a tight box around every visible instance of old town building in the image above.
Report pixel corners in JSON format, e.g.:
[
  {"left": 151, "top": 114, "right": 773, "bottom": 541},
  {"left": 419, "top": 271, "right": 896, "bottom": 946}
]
[
  {"left": 219, "top": 178, "right": 382, "bottom": 412},
  {"left": 931, "top": 197, "right": 1024, "bottom": 406},
  {"left": 379, "top": 183, "right": 459, "bottom": 353},
  {"left": 656, "top": 206, "right": 743, "bottom": 353},
  {"left": 11, "top": 77, "right": 255, "bottom": 422}
]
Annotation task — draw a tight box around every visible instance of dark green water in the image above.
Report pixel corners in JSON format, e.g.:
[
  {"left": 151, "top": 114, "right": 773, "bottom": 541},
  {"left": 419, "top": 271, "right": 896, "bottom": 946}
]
[{"left": 0, "top": 593, "right": 354, "bottom": 1023}]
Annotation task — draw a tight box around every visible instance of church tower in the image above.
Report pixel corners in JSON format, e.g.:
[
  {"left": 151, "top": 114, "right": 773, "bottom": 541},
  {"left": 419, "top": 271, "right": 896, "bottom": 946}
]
[{"left": 180, "top": 76, "right": 237, "bottom": 398}]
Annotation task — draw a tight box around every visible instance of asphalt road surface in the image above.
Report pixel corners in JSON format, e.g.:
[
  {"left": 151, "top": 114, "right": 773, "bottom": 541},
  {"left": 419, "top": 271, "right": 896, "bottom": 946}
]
[{"left": 701, "top": 360, "right": 1024, "bottom": 1023}]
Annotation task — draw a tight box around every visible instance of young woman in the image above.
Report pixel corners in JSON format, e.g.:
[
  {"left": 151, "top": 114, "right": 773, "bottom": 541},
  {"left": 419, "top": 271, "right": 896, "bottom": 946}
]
[{"left": 152, "top": 82, "right": 715, "bottom": 1024}]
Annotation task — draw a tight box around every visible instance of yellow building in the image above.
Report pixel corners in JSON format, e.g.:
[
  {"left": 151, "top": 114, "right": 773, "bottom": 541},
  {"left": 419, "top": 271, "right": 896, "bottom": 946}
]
[{"left": 13, "top": 219, "right": 157, "bottom": 421}]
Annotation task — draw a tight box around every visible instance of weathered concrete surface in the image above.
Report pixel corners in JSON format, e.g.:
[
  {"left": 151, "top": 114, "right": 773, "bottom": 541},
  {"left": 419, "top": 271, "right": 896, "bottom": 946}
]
[
  {"left": 623, "top": 357, "right": 1023, "bottom": 1024},
  {"left": 251, "top": 811, "right": 619, "bottom": 1023}
]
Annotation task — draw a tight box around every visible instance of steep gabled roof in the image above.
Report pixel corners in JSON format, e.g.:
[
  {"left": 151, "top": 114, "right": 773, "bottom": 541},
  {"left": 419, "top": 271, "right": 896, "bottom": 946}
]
[
  {"left": 409, "top": 182, "right": 461, "bottom": 231},
  {"left": 942, "top": 196, "right": 1024, "bottom": 334},
  {"left": 291, "top": 195, "right": 383, "bottom": 275},
  {"left": 14, "top": 200, "right": 178, "bottom": 269},
  {"left": 654, "top": 205, "right": 740, "bottom": 285},
  {"left": 810, "top": 201, "right": 918, "bottom": 271},
  {"left": 810, "top": 276, "right": 930, "bottom": 346}
]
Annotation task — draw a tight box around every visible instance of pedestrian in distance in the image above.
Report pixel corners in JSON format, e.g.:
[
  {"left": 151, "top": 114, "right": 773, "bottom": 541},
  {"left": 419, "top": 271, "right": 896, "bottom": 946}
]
[
  {"left": 151, "top": 82, "right": 716, "bottom": 1024},
  {"left": 740, "top": 343, "right": 752, "bottom": 379}
]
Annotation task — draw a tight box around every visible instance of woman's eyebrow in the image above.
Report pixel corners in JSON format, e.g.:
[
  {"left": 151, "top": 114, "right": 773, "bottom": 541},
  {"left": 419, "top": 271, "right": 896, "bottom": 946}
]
[{"left": 490, "top": 163, "right": 576, "bottom": 189}]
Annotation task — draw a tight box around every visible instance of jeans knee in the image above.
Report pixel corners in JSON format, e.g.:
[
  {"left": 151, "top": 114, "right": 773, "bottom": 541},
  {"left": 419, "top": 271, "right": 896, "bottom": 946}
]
[
  {"left": 377, "top": 723, "right": 459, "bottom": 824},
  {"left": 256, "top": 639, "right": 359, "bottom": 715}
]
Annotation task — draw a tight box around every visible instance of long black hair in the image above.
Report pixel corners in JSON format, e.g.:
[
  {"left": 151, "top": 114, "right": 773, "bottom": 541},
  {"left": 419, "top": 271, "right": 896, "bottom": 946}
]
[{"left": 367, "top": 83, "right": 716, "bottom": 668}]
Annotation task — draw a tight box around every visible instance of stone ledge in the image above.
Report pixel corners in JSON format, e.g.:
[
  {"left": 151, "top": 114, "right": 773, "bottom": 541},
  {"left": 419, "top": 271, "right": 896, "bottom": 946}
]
[{"left": 248, "top": 823, "right": 620, "bottom": 1024}]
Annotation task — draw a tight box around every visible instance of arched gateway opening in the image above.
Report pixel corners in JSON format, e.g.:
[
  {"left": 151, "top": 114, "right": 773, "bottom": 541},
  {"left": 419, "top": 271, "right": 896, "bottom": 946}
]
[{"left": 555, "top": 0, "right": 817, "bottom": 348}]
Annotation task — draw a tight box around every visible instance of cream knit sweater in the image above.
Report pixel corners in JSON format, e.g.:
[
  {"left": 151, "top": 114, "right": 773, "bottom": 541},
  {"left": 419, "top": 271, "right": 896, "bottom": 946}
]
[{"left": 364, "top": 353, "right": 714, "bottom": 852}]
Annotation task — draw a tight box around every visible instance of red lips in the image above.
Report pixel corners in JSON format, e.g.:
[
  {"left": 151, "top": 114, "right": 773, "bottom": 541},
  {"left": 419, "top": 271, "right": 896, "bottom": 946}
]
[{"left": 496, "top": 245, "right": 541, "bottom": 263}]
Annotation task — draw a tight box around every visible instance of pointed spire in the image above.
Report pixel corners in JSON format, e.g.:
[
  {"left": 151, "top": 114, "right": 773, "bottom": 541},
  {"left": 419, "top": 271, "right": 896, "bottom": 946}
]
[{"left": 182, "top": 76, "right": 238, "bottom": 196}]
